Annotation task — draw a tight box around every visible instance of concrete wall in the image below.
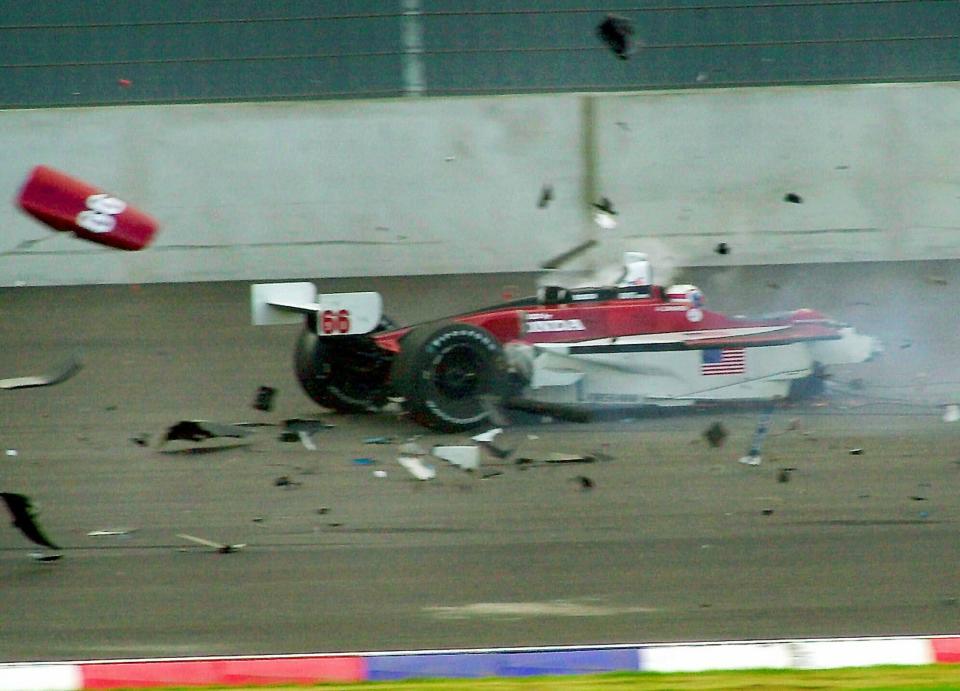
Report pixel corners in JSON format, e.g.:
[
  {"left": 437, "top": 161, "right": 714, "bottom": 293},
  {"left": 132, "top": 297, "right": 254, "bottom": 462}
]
[{"left": 2, "top": 81, "right": 959, "bottom": 286}]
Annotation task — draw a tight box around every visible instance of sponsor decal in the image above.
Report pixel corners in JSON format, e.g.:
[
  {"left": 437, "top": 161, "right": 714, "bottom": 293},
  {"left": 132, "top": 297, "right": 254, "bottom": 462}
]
[
  {"left": 526, "top": 319, "right": 586, "bottom": 333},
  {"left": 686, "top": 308, "right": 703, "bottom": 323},
  {"left": 655, "top": 305, "right": 689, "bottom": 312},
  {"left": 526, "top": 312, "right": 554, "bottom": 321}
]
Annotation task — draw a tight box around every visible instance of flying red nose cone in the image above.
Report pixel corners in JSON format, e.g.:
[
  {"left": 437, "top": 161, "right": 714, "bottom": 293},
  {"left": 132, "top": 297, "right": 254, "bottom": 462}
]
[{"left": 16, "top": 165, "right": 158, "bottom": 251}]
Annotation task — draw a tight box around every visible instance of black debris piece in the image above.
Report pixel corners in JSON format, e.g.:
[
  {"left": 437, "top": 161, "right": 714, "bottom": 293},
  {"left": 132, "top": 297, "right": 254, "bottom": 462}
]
[
  {"left": 596, "top": 14, "right": 635, "bottom": 59},
  {"left": 317, "top": 507, "right": 330, "bottom": 515},
  {"left": 910, "top": 495, "right": 927, "bottom": 501},
  {"left": 592, "top": 197, "right": 617, "bottom": 216},
  {"left": 574, "top": 475, "right": 595, "bottom": 490},
  {"left": 0, "top": 492, "right": 61, "bottom": 549},
  {"left": 163, "top": 420, "right": 252, "bottom": 444},
  {"left": 777, "top": 467, "right": 795, "bottom": 483},
  {"left": 849, "top": 448, "right": 864, "bottom": 455},
  {"left": 481, "top": 471, "right": 504, "bottom": 479},
  {"left": 274, "top": 475, "right": 302, "bottom": 488},
  {"left": 784, "top": 193, "right": 803, "bottom": 203},
  {"left": 537, "top": 184, "right": 554, "bottom": 208},
  {"left": 762, "top": 508, "right": 775, "bottom": 516},
  {"left": 703, "top": 421, "right": 728, "bottom": 448},
  {"left": 714, "top": 242, "right": 730, "bottom": 256},
  {"left": 177, "top": 533, "right": 245, "bottom": 553},
  {"left": 130, "top": 433, "right": 150, "bottom": 447},
  {"left": 253, "top": 386, "right": 276, "bottom": 411}
]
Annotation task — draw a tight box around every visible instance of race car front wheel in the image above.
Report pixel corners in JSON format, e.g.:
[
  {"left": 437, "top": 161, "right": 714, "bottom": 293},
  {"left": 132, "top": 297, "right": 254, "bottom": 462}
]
[
  {"left": 293, "top": 316, "right": 396, "bottom": 413},
  {"left": 392, "top": 321, "right": 508, "bottom": 432}
]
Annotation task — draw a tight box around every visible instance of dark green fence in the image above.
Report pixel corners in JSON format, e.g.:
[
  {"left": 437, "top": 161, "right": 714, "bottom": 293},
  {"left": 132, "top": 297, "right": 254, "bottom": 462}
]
[{"left": 1, "top": 0, "right": 957, "bottom": 107}]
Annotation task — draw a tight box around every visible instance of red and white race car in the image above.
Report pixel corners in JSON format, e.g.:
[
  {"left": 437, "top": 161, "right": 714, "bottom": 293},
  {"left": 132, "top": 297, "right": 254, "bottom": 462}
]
[{"left": 252, "top": 253, "right": 881, "bottom": 432}]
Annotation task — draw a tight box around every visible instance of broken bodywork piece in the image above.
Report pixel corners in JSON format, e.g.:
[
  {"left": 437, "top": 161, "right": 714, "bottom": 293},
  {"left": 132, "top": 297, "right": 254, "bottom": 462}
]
[
  {"left": 1, "top": 492, "right": 60, "bottom": 551},
  {"left": 0, "top": 355, "right": 81, "bottom": 390}
]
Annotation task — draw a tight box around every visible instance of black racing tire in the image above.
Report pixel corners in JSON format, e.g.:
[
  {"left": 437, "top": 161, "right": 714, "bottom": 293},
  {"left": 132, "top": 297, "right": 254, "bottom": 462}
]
[
  {"left": 293, "top": 316, "right": 396, "bottom": 413},
  {"left": 391, "top": 321, "right": 508, "bottom": 432}
]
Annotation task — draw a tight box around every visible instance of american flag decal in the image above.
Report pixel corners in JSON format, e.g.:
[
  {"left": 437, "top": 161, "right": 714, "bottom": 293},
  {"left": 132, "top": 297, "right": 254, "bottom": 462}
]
[{"left": 701, "top": 347, "right": 746, "bottom": 375}]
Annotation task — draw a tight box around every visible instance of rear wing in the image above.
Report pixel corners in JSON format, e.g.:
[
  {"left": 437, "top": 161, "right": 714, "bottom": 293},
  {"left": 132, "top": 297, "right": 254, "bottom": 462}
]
[{"left": 250, "top": 282, "right": 383, "bottom": 335}]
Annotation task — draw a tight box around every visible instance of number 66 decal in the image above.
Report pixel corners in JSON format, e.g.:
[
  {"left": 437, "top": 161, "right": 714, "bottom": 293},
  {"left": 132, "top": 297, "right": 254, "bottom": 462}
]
[
  {"left": 320, "top": 309, "right": 351, "bottom": 334},
  {"left": 76, "top": 193, "right": 128, "bottom": 233}
]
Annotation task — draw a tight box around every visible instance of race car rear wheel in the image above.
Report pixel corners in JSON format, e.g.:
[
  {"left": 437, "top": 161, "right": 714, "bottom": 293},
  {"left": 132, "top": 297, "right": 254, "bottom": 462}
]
[
  {"left": 392, "top": 321, "right": 508, "bottom": 432},
  {"left": 294, "top": 316, "right": 396, "bottom": 413}
]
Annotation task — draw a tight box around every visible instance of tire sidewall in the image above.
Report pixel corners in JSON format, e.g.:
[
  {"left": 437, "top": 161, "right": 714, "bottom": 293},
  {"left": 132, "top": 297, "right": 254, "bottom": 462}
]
[{"left": 400, "top": 323, "right": 505, "bottom": 431}]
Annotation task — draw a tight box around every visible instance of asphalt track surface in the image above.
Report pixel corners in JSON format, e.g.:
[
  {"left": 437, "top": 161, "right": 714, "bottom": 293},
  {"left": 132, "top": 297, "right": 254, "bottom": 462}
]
[{"left": 1, "top": 262, "right": 959, "bottom": 663}]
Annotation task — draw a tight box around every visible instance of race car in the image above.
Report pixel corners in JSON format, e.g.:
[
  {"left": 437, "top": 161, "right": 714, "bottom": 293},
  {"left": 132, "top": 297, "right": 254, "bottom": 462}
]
[{"left": 251, "top": 252, "right": 881, "bottom": 432}]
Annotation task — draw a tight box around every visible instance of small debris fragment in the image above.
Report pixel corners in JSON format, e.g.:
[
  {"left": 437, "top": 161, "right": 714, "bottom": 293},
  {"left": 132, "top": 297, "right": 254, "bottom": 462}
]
[
  {"left": 545, "top": 453, "right": 595, "bottom": 464},
  {"left": 943, "top": 404, "right": 959, "bottom": 423},
  {"left": 87, "top": 529, "right": 135, "bottom": 537},
  {"left": 364, "top": 436, "right": 394, "bottom": 444},
  {"left": 1, "top": 492, "right": 60, "bottom": 549},
  {"left": 761, "top": 508, "right": 774, "bottom": 516},
  {"left": 703, "top": 422, "right": 728, "bottom": 448},
  {"left": 373, "top": 470, "right": 388, "bottom": 478},
  {"left": 925, "top": 275, "right": 948, "bottom": 286},
  {"left": 849, "top": 448, "right": 864, "bottom": 455},
  {"left": 162, "top": 420, "right": 252, "bottom": 444},
  {"left": 253, "top": 386, "right": 276, "bottom": 411},
  {"left": 130, "top": 433, "right": 150, "bottom": 447},
  {"left": 353, "top": 457, "right": 376, "bottom": 465},
  {"left": 297, "top": 430, "right": 318, "bottom": 451},
  {"left": 316, "top": 507, "right": 329, "bottom": 515},
  {"left": 480, "top": 471, "right": 503, "bottom": 479},
  {"left": 574, "top": 475, "right": 594, "bottom": 490},
  {"left": 537, "top": 184, "right": 554, "bottom": 208},
  {"left": 784, "top": 193, "right": 803, "bottom": 203},
  {"left": 5, "top": 449, "right": 18, "bottom": 457},
  {"left": 274, "top": 475, "right": 302, "bottom": 488},
  {"left": 432, "top": 445, "right": 480, "bottom": 471},
  {"left": 117, "top": 78, "right": 132, "bottom": 87},
  {"left": 777, "top": 468, "right": 795, "bottom": 483},
  {"left": 714, "top": 242, "right": 730, "bottom": 256},
  {"left": 596, "top": 14, "right": 635, "bottom": 59},
  {"left": 29, "top": 552, "right": 63, "bottom": 562},
  {"left": 397, "top": 455, "right": 436, "bottom": 481},
  {"left": 910, "top": 495, "right": 927, "bottom": 501},
  {"left": 592, "top": 197, "right": 618, "bottom": 229},
  {"left": 177, "top": 533, "right": 245, "bottom": 553},
  {"left": 283, "top": 418, "right": 334, "bottom": 434}
]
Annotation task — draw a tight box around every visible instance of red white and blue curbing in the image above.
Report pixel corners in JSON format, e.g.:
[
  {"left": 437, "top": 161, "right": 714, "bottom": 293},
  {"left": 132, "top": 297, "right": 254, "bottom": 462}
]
[{"left": 2, "top": 635, "right": 958, "bottom": 690}]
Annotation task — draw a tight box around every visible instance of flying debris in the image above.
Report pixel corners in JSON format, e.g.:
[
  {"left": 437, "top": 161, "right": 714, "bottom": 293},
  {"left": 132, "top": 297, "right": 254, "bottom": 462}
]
[
  {"left": 0, "top": 492, "right": 61, "bottom": 550},
  {"left": 0, "top": 355, "right": 82, "bottom": 390},
  {"left": 777, "top": 467, "right": 796, "bottom": 483},
  {"left": 783, "top": 193, "right": 803, "bottom": 204},
  {"left": 472, "top": 427, "right": 518, "bottom": 459},
  {"left": 573, "top": 475, "right": 595, "bottom": 490},
  {"left": 738, "top": 407, "right": 773, "bottom": 466},
  {"left": 848, "top": 448, "right": 864, "bottom": 455},
  {"left": 397, "top": 455, "right": 436, "bottom": 481},
  {"left": 432, "top": 445, "right": 481, "bottom": 471},
  {"left": 274, "top": 475, "right": 302, "bottom": 488},
  {"left": 177, "top": 533, "right": 245, "bottom": 553},
  {"left": 17, "top": 165, "right": 159, "bottom": 250},
  {"left": 537, "top": 184, "right": 554, "bottom": 208},
  {"left": 592, "top": 197, "right": 618, "bottom": 229},
  {"left": 703, "top": 421, "right": 728, "bottom": 448},
  {"left": 943, "top": 404, "right": 959, "bottom": 423},
  {"left": 714, "top": 242, "right": 731, "bottom": 256},
  {"left": 162, "top": 420, "right": 252, "bottom": 444},
  {"left": 253, "top": 386, "right": 276, "bottom": 411},
  {"left": 596, "top": 14, "right": 636, "bottom": 59}
]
